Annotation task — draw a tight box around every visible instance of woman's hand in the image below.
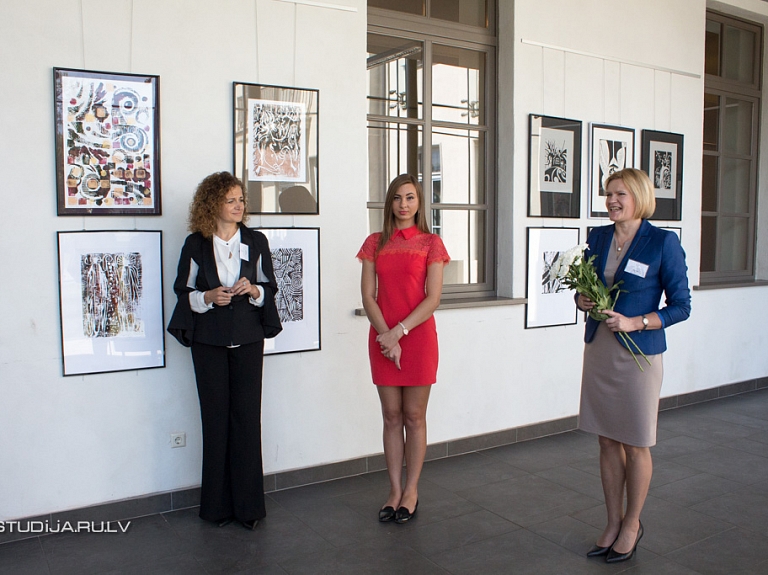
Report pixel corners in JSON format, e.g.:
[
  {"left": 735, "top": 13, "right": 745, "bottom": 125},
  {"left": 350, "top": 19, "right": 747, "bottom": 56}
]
[
  {"left": 601, "top": 309, "right": 640, "bottom": 332},
  {"left": 381, "top": 341, "right": 402, "bottom": 370},
  {"left": 231, "top": 277, "right": 262, "bottom": 299},
  {"left": 204, "top": 286, "right": 233, "bottom": 306},
  {"left": 376, "top": 326, "right": 403, "bottom": 355},
  {"left": 577, "top": 294, "right": 595, "bottom": 312}
]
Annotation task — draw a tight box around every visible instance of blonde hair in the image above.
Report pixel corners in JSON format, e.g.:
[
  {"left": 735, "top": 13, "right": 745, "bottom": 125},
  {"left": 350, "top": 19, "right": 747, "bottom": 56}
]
[
  {"left": 604, "top": 168, "right": 656, "bottom": 220},
  {"left": 377, "top": 174, "right": 430, "bottom": 252}
]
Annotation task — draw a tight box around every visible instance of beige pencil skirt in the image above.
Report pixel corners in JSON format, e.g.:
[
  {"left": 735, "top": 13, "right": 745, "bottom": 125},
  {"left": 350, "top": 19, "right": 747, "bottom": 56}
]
[{"left": 578, "top": 322, "right": 663, "bottom": 447}]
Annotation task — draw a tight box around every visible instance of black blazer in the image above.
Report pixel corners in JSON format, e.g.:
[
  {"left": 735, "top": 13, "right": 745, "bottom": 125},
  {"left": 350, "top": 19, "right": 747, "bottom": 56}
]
[{"left": 167, "top": 225, "right": 282, "bottom": 347}]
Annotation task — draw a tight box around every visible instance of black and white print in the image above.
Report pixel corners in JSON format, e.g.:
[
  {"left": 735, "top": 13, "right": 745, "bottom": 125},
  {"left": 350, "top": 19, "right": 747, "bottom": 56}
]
[
  {"left": 590, "top": 124, "right": 635, "bottom": 218},
  {"left": 525, "top": 227, "right": 579, "bottom": 329},
  {"left": 541, "top": 250, "right": 564, "bottom": 294},
  {"left": 648, "top": 140, "right": 678, "bottom": 199},
  {"left": 271, "top": 247, "right": 304, "bottom": 323},
  {"left": 256, "top": 227, "right": 320, "bottom": 355}
]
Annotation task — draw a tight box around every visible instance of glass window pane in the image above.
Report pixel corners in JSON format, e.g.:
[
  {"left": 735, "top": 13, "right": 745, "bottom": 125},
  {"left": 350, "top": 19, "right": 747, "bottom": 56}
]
[
  {"left": 700, "top": 216, "right": 717, "bottom": 272},
  {"left": 703, "top": 93, "right": 719, "bottom": 152},
  {"left": 368, "top": 0, "right": 423, "bottom": 15},
  {"left": 435, "top": 209, "right": 486, "bottom": 284},
  {"left": 721, "top": 157, "right": 751, "bottom": 213},
  {"left": 723, "top": 98, "right": 753, "bottom": 155},
  {"left": 367, "top": 34, "right": 423, "bottom": 120},
  {"left": 431, "top": 128, "right": 484, "bottom": 204},
  {"left": 701, "top": 155, "right": 718, "bottom": 212},
  {"left": 722, "top": 24, "right": 755, "bottom": 84},
  {"left": 367, "top": 122, "right": 423, "bottom": 202},
  {"left": 719, "top": 216, "right": 749, "bottom": 271},
  {"left": 705, "top": 20, "right": 721, "bottom": 76},
  {"left": 432, "top": 45, "right": 485, "bottom": 125},
  {"left": 431, "top": 0, "right": 487, "bottom": 27}
]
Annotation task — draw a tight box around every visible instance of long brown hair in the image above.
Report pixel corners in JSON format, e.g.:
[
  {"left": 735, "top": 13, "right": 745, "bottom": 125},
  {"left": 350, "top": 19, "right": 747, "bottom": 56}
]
[
  {"left": 377, "top": 174, "right": 430, "bottom": 252},
  {"left": 188, "top": 172, "right": 248, "bottom": 238}
]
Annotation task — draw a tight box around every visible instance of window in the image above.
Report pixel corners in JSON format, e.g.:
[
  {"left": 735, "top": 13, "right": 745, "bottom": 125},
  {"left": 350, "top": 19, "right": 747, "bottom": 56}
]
[
  {"left": 367, "top": 1, "right": 497, "bottom": 297},
  {"left": 701, "top": 12, "right": 762, "bottom": 283}
]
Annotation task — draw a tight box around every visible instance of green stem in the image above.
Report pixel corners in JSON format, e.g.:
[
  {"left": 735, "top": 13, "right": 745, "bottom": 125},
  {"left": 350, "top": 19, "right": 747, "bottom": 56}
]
[
  {"left": 622, "top": 331, "right": 652, "bottom": 366},
  {"left": 618, "top": 332, "right": 644, "bottom": 372}
]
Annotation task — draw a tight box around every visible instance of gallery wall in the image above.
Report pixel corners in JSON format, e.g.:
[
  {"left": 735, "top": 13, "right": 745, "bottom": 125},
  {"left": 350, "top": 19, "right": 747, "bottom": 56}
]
[{"left": 1, "top": 0, "right": 768, "bottom": 521}]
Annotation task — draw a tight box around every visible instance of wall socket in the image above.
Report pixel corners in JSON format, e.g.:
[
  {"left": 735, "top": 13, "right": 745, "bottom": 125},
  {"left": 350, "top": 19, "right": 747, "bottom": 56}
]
[{"left": 170, "top": 432, "right": 186, "bottom": 448}]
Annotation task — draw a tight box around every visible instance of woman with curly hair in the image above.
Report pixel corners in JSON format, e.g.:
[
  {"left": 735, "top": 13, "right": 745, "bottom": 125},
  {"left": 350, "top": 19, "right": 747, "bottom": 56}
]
[{"left": 168, "top": 171, "right": 282, "bottom": 530}]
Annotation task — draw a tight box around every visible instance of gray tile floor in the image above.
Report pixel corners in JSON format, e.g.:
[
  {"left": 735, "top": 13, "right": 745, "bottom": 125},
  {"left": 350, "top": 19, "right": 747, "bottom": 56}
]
[{"left": 3, "top": 389, "right": 768, "bottom": 574}]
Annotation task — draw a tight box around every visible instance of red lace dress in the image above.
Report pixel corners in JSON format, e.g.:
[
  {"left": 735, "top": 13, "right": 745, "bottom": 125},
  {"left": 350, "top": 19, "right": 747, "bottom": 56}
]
[{"left": 357, "top": 226, "right": 450, "bottom": 386}]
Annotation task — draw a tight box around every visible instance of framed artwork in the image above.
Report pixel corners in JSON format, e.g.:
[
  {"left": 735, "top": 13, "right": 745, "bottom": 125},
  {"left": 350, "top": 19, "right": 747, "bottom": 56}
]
[
  {"left": 57, "top": 231, "right": 165, "bottom": 376},
  {"left": 234, "top": 83, "right": 319, "bottom": 214},
  {"left": 641, "top": 130, "right": 684, "bottom": 221},
  {"left": 528, "top": 114, "right": 582, "bottom": 218},
  {"left": 525, "top": 227, "right": 580, "bottom": 329},
  {"left": 54, "top": 68, "right": 161, "bottom": 216},
  {"left": 661, "top": 226, "right": 682, "bottom": 241},
  {"left": 590, "top": 124, "right": 635, "bottom": 218},
  {"left": 256, "top": 227, "right": 321, "bottom": 355}
]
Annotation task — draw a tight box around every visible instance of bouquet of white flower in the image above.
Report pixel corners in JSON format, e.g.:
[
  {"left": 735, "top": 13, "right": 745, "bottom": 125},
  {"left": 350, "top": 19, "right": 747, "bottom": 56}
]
[{"left": 554, "top": 244, "right": 651, "bottom": 371}]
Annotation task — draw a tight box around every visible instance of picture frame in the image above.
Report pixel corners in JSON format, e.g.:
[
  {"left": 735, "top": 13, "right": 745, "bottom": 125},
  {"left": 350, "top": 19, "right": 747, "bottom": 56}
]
[
  {"left": 525, "top": 227, "right": 580, "bottom": 329},
  {"left": 528, "top": 114, "right": 582, "bottom": 218},
  {"left": 57, "top": 230, "right": 166, "bottom": 376},
  {"left": 256, "top": 227, "right": 321, "bottom": 355},
  {"left": 661, "top": 226, "right": 682, "bottom": 241},
  {"left": 590, "top": 124, "right": 635, "bottom": 218},
  {"left": 54, "top": 68, "right": 161, "bottom": 216},
  {"left": 641, "top": 130, "right": 684, "bottom": 221},
  {"left": 234, "top": 83, "right": 319, "bottom": 214}
]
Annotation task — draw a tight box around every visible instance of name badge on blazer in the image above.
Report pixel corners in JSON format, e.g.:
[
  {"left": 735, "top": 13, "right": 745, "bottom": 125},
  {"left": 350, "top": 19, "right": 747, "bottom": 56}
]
[
  {"left": 625, "top": 259, "right": 649, "bottom": 278},
  {"left": 240, "top": 244, "right": 249, "bottom": 261}
]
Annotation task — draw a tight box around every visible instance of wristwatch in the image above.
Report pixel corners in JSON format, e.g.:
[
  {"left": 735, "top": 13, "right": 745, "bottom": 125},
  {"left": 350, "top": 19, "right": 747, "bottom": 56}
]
[
  {"left": 641, "top": 315, "right": 649, "bottom": 331},
  {"left": 398, "top": 322, "right": 409, "bottom": 336}
]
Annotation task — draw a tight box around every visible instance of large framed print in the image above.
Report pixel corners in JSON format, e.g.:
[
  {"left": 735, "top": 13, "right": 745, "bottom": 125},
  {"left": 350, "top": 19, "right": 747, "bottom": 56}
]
[
  {"left": 528, "top": 115, "right": 582, "bottom": 218},
  {"left": 525, "top": 227, "right": 580, "bottom": 329},
  {"left": 256, "top": 227, "right": 321, "bottom": 355},
  {"left": 235, "top": 83, "right": 319, "bottom": 214},
  {"left": 57, "top": 231, "right": 165, "bottom": 376},
  {"left": 641, "top": 130, "right": 684, "bottom": 221},
  {"left": 590, "top": 124, "right": 635, "bottom": 218},
  {"left": 54, "top": 68, "right": 161, "bottom": 216}
]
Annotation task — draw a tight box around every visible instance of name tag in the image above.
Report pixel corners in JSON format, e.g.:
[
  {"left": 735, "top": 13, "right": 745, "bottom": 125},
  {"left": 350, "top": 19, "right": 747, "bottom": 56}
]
[
  {"left": 240, "top": 244, "right": 249, "bottom": 261},
  {"left": 625, "top": 259, "right": 649, "bottom": 278}
]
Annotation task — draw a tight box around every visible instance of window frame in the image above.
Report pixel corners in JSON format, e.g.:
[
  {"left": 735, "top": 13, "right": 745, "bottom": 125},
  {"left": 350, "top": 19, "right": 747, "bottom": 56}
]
[
  {"left": 367, "top": 6, "right": 498, "bottom": 298},
  {"left": 701, "top": 11, "right": 763, "bottom": 284}
]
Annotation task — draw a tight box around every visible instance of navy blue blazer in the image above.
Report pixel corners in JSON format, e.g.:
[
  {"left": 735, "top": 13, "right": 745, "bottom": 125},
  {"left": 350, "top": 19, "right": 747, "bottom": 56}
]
[{"left": 582, "top": 220, "right": 691, "bottom": 355}]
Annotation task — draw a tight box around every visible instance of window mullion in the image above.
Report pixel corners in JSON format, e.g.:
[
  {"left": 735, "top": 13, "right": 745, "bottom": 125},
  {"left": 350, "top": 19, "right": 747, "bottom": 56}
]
[{"left": 424, "top": 39, "right": 433, "bottom": 218}]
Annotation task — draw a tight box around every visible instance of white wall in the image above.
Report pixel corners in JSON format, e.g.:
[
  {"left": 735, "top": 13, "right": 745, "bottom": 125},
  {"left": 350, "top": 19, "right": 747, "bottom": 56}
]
[{"left": 1, "top": 0, "right": 767, "bottom": 521}]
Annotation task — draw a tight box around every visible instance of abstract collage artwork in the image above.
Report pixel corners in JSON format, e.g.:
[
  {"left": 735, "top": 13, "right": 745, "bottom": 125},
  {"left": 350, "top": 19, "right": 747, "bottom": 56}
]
[{"left": 54, "top": 68, "right": 161, "bottom": 216}]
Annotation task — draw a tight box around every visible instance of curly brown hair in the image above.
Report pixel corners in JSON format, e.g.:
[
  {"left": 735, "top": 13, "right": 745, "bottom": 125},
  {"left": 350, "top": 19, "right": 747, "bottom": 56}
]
[{"left": 188, "top": 172, "right": 248, "bottom": 238}]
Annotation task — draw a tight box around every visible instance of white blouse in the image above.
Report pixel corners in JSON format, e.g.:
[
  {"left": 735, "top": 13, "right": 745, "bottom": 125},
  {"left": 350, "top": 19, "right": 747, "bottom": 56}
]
[{"left": 187, "top": 229, "right": 266, "bottom": 313}]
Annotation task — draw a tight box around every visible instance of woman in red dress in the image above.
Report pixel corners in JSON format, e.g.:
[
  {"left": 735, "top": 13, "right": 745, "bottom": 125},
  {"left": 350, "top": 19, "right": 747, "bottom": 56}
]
[{"left": 357, "top": 174, "right": 450, "bottom": 523}]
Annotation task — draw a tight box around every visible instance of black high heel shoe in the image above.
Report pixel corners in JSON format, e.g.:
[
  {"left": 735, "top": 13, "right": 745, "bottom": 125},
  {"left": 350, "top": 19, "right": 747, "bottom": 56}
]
[
  {"left": 378, "top": 506, "right": 396, "bottom": 522},
  {"left": 394, "top": 500, "right": 418, "bottom": 524},
  {"left": 606, "top": 521, "right": 643, "bottom": 563},
  {"left": 586, "top": 535, "right": 617, "bottom": 558},
  {"left": 241, "top": 519, "right": 260, "bottom": 531}
]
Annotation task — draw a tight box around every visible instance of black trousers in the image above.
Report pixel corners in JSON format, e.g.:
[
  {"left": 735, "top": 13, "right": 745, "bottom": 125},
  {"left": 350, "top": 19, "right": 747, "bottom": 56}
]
[{"left": 191, "top": 340, "right": 266, "bottom": 522}]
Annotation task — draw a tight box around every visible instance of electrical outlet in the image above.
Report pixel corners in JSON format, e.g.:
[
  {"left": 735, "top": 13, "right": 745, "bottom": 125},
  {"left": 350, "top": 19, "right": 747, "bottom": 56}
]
[{"left": 171, "top": 432, "right": 186, "bottom": 448}]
